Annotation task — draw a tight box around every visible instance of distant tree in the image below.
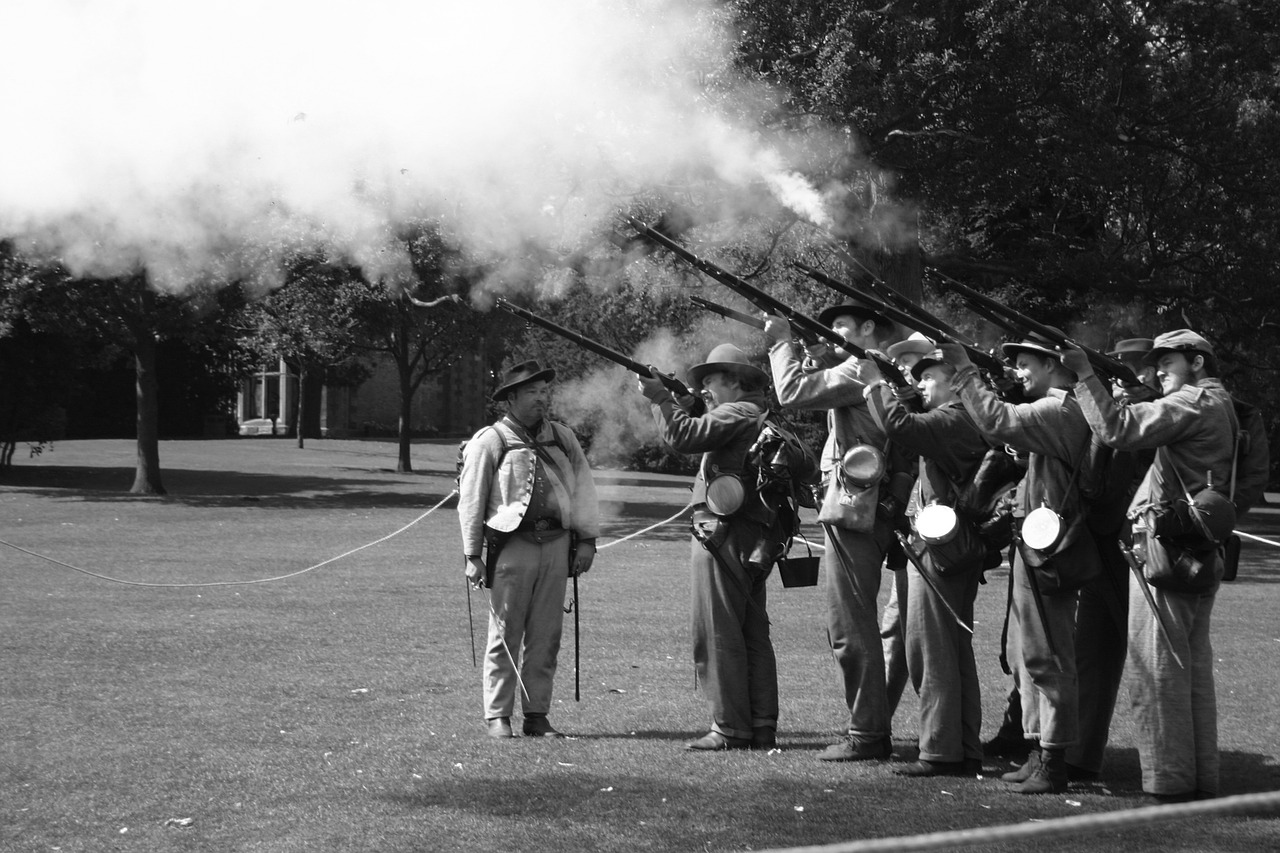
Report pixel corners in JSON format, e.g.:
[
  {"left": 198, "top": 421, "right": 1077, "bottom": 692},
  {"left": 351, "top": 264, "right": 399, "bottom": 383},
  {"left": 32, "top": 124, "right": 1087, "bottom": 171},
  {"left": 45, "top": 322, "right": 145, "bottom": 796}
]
[
  {"left": 354, "top": 223, "right": 489, "bottom": 473},
  {"left": 237, "top": 253, "right": 375, "bottom": 449},
  {"left": 0, "top": 243, "right": 243, "bottom": 491}
]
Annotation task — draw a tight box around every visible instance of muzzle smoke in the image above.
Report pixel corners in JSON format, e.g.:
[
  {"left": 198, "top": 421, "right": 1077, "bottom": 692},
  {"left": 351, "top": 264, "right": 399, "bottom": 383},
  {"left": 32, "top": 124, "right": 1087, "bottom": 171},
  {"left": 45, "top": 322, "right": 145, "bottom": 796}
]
[{"left": 1, "top": 0, "right": 845, "bottom": 293}]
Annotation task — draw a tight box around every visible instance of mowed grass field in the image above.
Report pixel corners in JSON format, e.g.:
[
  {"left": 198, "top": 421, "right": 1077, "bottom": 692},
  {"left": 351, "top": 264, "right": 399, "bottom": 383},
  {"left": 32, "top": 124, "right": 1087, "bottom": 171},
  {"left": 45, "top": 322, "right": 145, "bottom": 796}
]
[{"left": 3, "top": 438, "right": 1279, "bottom": 853}]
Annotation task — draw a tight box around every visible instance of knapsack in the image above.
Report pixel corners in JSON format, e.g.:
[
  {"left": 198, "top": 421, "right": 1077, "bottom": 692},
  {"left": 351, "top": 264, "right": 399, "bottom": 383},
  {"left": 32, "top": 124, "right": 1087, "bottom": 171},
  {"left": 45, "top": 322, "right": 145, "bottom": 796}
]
[
  {"left": 749, "top": 412, "right": 821, "bottom": 521},
  {"left": 1231, "top": 397, "right": 1270, "bottom": 516}
]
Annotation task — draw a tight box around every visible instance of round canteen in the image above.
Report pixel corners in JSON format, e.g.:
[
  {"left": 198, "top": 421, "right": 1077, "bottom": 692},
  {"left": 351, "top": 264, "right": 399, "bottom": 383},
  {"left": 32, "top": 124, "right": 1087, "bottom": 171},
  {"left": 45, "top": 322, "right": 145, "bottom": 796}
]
[
  {"left": 839, "top": 445, "right": 885, "bottom": 489},
  {"left": 918, "top": 503, "right": 986, "bottom": 572},
  {"left": 917, "top": 504, "right": 960, "bottom": 544},
  {"left": 1022, "top": 505, "right": 1066, "bottom": 552},
  {"left": 705, "top": 474, "right": 746, "bottom": 515}
]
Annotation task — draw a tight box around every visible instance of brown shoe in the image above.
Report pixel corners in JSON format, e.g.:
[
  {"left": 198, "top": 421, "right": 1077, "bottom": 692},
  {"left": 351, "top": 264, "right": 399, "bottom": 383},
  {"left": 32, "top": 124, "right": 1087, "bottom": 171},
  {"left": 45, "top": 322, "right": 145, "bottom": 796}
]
[
  {"left": 1001, "top": 747, "right": 1041, "bottom": 782},
  {"left": 894, "top": 759, "right": 969, "bottom": 777},
  {"left": 486, "top": 717, "right": 515, "bottom": 739},
  {"left": 685, "top": 731, "right": 751, "bottom": 751},
  {"left": 522, "top": 715, "right": 563, "bottom": 738},
  {"left": 817, "top": 736, "right": 892, "bottom": 762},
  {"left": 1010, "top": 747, "right": 1067, "bottom": 794}
]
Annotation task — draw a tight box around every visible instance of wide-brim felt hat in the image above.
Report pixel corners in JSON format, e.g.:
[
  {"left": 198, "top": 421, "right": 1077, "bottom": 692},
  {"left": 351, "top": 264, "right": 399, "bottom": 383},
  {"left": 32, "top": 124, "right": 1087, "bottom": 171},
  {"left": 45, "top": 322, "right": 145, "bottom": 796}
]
[
  {"left": 493, "top": 359, "right": 556, "bottom": 401},
  {"left": 1143, "top": 329, "right": 1215, "bottom": 366},
  {"left": 887, "top": 332, "right": 936, "bottom": 361},
  {"left": 1001, "top": 333, "right": 1062, "bottom": 363},
  {"left": 687, "top": 343, "right": 769, "bottom": 390},
  {"left": 818, "top": 302, "right": 893, "bottom": 333},
  {"left": 1106, "top": 338, "right": 1154, "bottom": 359}
]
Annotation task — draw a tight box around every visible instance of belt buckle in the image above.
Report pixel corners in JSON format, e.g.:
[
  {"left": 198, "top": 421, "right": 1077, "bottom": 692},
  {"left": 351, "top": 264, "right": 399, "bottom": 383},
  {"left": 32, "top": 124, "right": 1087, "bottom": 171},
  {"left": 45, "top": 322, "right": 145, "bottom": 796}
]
[{"left": 533, "top": 517, "right": 556, "bottom": 532}]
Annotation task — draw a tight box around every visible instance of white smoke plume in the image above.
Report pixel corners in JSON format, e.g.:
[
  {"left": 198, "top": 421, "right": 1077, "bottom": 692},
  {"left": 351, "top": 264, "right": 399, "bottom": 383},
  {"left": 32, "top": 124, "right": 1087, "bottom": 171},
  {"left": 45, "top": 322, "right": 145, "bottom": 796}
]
[{"left": 1, "top": 0, "right": 843, "bottom": 292}]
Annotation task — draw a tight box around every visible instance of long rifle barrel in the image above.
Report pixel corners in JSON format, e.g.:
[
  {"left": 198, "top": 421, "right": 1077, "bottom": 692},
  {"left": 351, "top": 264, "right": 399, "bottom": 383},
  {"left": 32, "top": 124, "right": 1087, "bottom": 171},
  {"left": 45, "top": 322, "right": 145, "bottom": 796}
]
[
  {"left": 627, "top": 218, "right": 841, "bottom": 348},
  {"left": 628, "top": 218, "right": 910, "bottom": 388},
  {"left": 794, "top": 262, "right": 1008, "bottom": 374},
  {"left": 493, "top": 297, "right": 699, "bottom": 401},
  {"left": 689, "top": 296, "right": 766, "bottom": 330},
  {"left": 928, "top": 269, "right": 1140, "bottom": 386}
]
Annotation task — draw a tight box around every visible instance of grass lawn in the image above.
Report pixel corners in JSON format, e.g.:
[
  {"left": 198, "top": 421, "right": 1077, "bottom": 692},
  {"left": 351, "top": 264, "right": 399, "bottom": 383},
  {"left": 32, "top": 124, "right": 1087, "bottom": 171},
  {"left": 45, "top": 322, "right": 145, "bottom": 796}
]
[{"left": 3, "top": 438, "right": 1279, "bottom": 853}]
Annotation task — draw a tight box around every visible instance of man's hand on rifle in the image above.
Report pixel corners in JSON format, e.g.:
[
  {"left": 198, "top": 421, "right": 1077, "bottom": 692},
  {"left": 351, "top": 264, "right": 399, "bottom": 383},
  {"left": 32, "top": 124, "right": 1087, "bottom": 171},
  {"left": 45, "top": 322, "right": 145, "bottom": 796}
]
[
  {"left": 763, "top": 313, "right": 792, "bottom": 343},
  {"left": 636, "top": 372, "right": 668, "bottom": 401},
  {"left": 571, "top": 540, "right": 596, "bottom": 577},
  {"left": 1119, "top": 382, "right": 1159, "bottom": 404},
  {"left": 938, "top": 342, "right": 974, "bottom": 371},
  {"left": 1059, "top": 343, "right": 1093, "bottom": 380},
  {"left": 857, "top": 354, "right": 883, "bottom": 385},
  {"left": 465, "top": 556, "right": 486, "bottom": 590}
]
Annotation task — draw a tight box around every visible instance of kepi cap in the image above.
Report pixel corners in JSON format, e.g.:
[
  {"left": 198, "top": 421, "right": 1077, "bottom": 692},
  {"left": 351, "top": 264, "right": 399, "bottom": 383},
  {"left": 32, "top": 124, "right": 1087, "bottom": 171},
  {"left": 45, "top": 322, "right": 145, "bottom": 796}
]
[
  {"left": 687, "top": 343, "right": 769, "bottom": 389},
  {"left": 910, "top": 349, "right": 951, "bottom": 381},
  {"left": 1143, "top": 329, "right": 1214, "bottom": 366},
  {"left": 493, "top": 359, "right": 556, "bottom": 401}
]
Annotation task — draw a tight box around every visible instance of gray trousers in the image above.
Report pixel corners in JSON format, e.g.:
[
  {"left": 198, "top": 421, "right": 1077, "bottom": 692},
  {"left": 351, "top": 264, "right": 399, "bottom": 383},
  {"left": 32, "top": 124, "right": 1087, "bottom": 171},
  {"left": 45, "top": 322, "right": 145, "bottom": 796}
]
[
  {"left": 905, "top": 558, "right": 982, "bottom": 763},
  {"left": 882, "top": 568, "right": 910, "bottom": 718},
  {"left": 1010, "top": 550, "right": 1080, "bottom": 749},
  {"left": 482, "top": 534, "right": 570, "bottom": 720},
  {"left": 691, "top": 517, "right": 778, "bottom": 740},
  {"left": 824, "top": 522, "right": 892, "bottom": 739},
  {"left": 1068, "top": 535, "right": 1129, "bottom": 773},
  {"left": 1128, "top": 575, "right": 1219, "bottom": 795}
]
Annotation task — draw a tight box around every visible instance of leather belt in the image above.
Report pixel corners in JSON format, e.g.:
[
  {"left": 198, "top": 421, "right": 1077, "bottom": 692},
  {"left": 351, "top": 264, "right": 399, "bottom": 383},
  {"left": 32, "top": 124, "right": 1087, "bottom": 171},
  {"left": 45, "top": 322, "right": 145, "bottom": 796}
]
[{"left": 520, "top": 517, "right": 562, "bottom": 532}]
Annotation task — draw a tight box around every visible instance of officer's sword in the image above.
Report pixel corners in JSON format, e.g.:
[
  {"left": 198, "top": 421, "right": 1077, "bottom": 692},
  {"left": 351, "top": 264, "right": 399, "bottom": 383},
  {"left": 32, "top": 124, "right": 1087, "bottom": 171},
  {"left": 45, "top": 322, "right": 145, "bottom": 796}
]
[
  {"left": 466, "top": 576, "right": 477, "bottom": 666},
  {"left": 481, "top": 588, "right": 531, "bottom": 702}
]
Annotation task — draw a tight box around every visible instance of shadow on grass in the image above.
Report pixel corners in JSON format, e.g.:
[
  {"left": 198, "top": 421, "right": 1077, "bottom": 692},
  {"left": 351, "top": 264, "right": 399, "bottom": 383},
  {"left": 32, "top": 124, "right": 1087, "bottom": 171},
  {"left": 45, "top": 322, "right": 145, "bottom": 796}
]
[{"left": 386, "top": 771, "right": 878, "bottom": 848}]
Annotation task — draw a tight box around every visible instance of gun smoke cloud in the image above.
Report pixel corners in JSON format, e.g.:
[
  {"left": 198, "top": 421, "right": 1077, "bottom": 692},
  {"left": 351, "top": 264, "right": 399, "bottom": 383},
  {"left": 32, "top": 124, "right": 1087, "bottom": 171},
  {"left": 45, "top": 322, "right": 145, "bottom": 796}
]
[{"left": 1, "top": 0, "right": 847, "bottom": 293}]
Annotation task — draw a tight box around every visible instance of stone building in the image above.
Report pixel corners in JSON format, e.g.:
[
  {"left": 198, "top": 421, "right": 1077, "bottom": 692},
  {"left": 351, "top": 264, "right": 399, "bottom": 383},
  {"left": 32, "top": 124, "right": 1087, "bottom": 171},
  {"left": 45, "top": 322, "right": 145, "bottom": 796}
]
[{"left": 236, "top": 350, "right": 489, "bottom": 439}]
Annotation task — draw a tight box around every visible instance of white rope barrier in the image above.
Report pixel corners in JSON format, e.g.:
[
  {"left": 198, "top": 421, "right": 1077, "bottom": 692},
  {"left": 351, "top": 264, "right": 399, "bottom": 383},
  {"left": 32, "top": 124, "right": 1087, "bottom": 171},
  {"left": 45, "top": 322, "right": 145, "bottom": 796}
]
[
  {"left": 0, "top": 490, "right": 460, "bottom": 588},
  {"left": 757, "top": 790, "right": 1280, "bottom": 853},
  {"left": 597, "top": 502, "right": 692, "bottom": 549},
  {"left": 1237, "top": 530, "right": 1280, "bottom": 548}
]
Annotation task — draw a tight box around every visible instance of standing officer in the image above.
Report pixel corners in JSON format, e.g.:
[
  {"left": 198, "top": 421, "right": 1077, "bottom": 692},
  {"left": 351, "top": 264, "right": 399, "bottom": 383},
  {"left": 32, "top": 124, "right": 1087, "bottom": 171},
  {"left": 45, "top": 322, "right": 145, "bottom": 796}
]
[
  {"left": 939, "top": 337, "right": 1101, "bottom": 794},
  {"left": 1064, "top": 331, "right": 1237, "bottom": 802},
  {"left": 458, "top": 360, "right": 600, "bottom": 739},
  {"left": 766, "top": 302, "right": 903, "bottom": 762},
  {"left": 639, "top": 343, "right": 778, "bottom": 750}
]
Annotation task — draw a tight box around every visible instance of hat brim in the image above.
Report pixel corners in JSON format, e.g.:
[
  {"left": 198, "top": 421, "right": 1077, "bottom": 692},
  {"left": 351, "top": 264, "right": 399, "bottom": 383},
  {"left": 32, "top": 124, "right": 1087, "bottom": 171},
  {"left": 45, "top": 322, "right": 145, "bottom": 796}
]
[
  {"left": 886, "top": 339, "right": 936, "bottom": 360},
  {"left": 493, "top": 368, "right": 556, "bottom": 401},
  {"left": 686, "top": 361, "right": 769, "bottom": 391},
  {"left": 818, "top": 304, "right": 892, "bottom": 331},
  {"left": 909, "top": 356, "right": 947, "bottom": 382},
  {"left": 1001, "top": 341, "right": 1061, "bottom": 362},
  {"left": 1141, "top": 346, "right": 1208, "bottom": 367}
]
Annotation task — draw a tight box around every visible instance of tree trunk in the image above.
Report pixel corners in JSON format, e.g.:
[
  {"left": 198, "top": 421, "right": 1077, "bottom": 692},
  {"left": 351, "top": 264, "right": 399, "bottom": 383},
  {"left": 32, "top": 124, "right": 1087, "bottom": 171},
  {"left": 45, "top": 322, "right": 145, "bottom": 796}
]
[
  {"left": 130, "top": 330, "right": 166, "bottom": 494},
  {"left": 295, "top": 364, "right": 307, "bottom": 450},
  {"left": 396, "top": 354, "right": 413, "bottom": 473}
]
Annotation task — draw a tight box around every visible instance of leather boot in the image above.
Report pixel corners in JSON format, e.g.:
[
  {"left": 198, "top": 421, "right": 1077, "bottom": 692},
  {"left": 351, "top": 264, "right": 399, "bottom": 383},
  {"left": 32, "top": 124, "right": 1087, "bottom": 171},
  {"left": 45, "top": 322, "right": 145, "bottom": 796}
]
[
  {"left": 1000, "top": 743, "right": 1040, "bottom": 783},
  {"left": 1012, "top": 747, "right": 1068, "bottom": 795}
]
